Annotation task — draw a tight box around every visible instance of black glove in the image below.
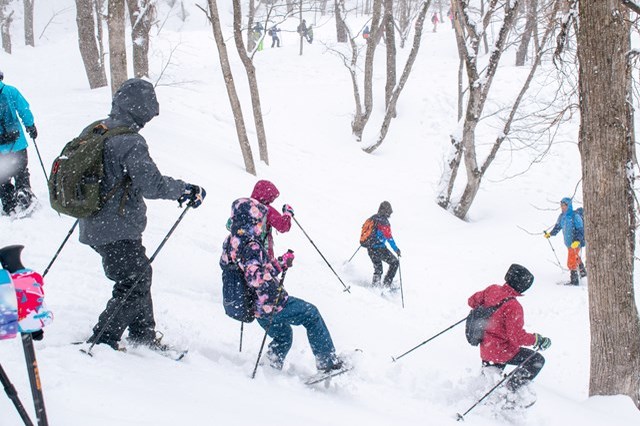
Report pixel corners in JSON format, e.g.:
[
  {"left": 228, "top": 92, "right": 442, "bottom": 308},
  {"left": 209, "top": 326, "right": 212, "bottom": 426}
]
[
  {"left": 534, "top": 333, "right": 551, "bottom": 351},
  {"left": 178, "top": 184, "right": 206, "bottom": 208},
  {"left": 31, "top": 329, "right": 44, "bottom": 341},
  {"left": 25, "top": 124, "right": 37, "bottom": 139},
  {"left": 395, "top": 249, "right": 401, "bottom": 258}
]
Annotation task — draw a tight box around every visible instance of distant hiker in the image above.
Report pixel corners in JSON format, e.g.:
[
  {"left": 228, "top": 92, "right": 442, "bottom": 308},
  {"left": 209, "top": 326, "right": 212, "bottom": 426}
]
[
  {"left": 0, "top": 70, "right": 38, "bottom": 216},
  {"left": 297, "top": 19, "right": 308, "bottom": 39},
  {"left": 360, "top": 201, "right": 401, "bottom": 288},
  {"left": 431, "top": 13, "right": 439, "bottom": 32},
  {"left": 80, "top": 78, "right": 206, "bottom": 352},
  {"left": 468, "top": 264, "right": 551, "bottom": 409},
  {"left": 269, "top": 25, "right": 281, "bottom": 48},
  {"left": 220, "top": 197, "right": 343, "bottom": 373},
  {"left": 363, "top": 25, "right": 370, "bottom": 39},
  {"left": 544, "top": 197, "right": 586, "bottom": 285},
  {"left": 306, "top": 24, "right": 314, "bottom": 44},
  {"left": 248, "top": 180, "right": 293, "bottom": 259},
  {"left": 253, "top": 21, "right": 264, "bottom": 51}
]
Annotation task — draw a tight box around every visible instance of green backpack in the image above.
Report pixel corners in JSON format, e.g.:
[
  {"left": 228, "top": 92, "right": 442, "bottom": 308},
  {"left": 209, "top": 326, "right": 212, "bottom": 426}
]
[{"left": 48, "top": 121, "right": 135, "bottom": 218}]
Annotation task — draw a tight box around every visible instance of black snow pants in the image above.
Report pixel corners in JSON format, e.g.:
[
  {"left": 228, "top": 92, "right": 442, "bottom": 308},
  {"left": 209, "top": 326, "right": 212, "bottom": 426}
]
[
  {"left": 367, "top": 246, "right": 399, "bottom": 286},
  {"left": 89, "top": 239, "right": 156, "bottom": 348}
]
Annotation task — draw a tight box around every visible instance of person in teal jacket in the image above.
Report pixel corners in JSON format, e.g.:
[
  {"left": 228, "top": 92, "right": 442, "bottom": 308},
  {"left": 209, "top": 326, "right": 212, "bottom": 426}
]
[{"left": 0, "top": 70, "right": 38, "bottom": 216}]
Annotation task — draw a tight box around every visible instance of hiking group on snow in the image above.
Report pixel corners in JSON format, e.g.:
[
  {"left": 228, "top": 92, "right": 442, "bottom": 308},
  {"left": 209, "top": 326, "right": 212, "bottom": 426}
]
[{"left": 0, "top": 75, "right": 587, "bottom": 421}]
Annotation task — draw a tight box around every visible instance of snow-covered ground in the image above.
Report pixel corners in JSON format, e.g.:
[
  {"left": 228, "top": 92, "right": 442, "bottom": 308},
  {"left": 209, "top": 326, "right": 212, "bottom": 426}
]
[{"left": 1, "top": 1, "right": 639, "bottom": 425}]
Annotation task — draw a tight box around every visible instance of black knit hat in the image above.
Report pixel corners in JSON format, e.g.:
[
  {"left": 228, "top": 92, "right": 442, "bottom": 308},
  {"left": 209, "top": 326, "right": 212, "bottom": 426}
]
[
  {"left": 505, "top": 264, "right": 534, "bottom": 294},
  {"left": 378, "top": 201, "right": 393, "bottom": 217}
]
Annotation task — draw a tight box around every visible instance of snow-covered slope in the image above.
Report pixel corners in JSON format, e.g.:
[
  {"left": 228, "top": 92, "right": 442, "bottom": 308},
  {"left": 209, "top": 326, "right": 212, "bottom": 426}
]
[{"left": 1, "top": 1, "right": 639, "bottom": 425}]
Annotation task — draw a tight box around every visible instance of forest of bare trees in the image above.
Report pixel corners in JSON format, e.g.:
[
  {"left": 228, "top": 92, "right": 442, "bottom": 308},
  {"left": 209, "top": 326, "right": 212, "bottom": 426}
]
[{"left": 2, "top": 0, "right": 640, "bottom": 408}]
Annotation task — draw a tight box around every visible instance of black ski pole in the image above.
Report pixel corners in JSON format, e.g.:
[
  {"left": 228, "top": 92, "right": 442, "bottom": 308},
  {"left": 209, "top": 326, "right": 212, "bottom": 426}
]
[
  {"left": 42, "top": 219, "right": 78, "bottom": 278},
  {"left": 29, "top": 136, "right": 49, "bottom": 183},
  {"left": 21, "top": 334, "right": 48, "bottom": 426},
  {"left": 0, "top": 363, "right": 34, "bottom": 426},
  {"left": 347, "top": 246, "right": 361, "bottom": 263},
  {"left": 292, "top": 217, "right": 351, "bottom": 293},
  {"left": 84, "top": 206, "right": 190, "bottom": 356},
  {"left": 0, "top": 245, "right": 49, "bottom": 426},
  {"left": 392, "top": 316, "right": 467, "bottom": 362},
  {"left": 239, "top": 322, "right": 244, "bottom": 353},
  {"left": 456, "top": 349, "right": 541, "bottom": 421},
  {"left": 398, "top": 258, "right": 404, "bottom": 308},
  {"left": 251, "top": 269, "right": 288, "bottom": 379}
]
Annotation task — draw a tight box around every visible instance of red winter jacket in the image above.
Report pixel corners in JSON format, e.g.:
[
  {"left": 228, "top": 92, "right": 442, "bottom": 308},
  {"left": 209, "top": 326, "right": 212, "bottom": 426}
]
[
  {"left": 251, "top": 180, "right": 292, "bottom": 258},
  {"left": 468, "top": 284, "right": 537, "bottom": 363}
]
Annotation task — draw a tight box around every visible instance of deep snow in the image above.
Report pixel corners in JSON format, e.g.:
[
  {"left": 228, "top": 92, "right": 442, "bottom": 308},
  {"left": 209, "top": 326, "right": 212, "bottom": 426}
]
[{"left": 1, "top": 1, "right": 639, "bottom": 425}]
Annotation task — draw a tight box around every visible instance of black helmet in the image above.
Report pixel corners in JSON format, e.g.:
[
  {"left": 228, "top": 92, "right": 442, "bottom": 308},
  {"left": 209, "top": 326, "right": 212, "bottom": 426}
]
[{"left": 505, "top": 264, "right": 534, "bottom": 293}]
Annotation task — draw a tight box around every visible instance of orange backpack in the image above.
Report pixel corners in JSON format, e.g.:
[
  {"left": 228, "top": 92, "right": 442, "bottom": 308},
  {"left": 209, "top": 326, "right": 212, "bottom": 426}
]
[{"left": 359, "top": 217, "right": 376, "bottom": 247}]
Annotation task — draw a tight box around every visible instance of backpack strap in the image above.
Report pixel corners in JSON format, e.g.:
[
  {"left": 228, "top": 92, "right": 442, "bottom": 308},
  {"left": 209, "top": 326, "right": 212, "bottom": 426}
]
[{"left": 93, "top": 123, "right": 137, "bottom": 216}]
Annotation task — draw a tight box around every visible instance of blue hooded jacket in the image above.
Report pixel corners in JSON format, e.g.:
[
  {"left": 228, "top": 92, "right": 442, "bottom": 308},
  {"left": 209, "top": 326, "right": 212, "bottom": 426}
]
[
  {"left": 0, "top": 81, "right": 35, "bottom": 154},
  {"left": 550, "top": 197, "right": 585, "bottom": 248}
]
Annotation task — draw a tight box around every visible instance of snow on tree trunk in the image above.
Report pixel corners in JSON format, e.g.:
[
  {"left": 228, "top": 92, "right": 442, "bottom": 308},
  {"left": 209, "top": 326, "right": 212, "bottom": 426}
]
[
  {"left": 126, "top": 0, "right": 154, "bottom": 78},
  {"left": 577, "top": 0, "right": 640, "bottom": 408},
  {"left": 75, "top": 0, "right": 108, "bottom": 89}
]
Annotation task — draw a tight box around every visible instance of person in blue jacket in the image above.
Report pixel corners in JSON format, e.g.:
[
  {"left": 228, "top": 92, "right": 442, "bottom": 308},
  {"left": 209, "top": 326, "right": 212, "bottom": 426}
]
[
  {"left": 364, "top": 201, "right": 401, "bottom": 287},
  {"left": 544, "top": 197, "right": 586, "bottom": 285},
  {"left": 0, "top": 70, "right": 38, "bottom": 216}
]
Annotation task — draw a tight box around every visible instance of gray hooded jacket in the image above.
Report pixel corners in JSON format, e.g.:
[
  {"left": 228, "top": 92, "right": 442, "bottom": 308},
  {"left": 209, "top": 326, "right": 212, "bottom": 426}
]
[{"left": 78, "top": 79, "right": 187, "bottom": 246}]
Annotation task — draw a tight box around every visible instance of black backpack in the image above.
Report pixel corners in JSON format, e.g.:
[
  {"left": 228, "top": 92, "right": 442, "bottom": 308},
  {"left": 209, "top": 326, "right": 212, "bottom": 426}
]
[
  {"left": 465, "top": 298, "right": 512, "bottom": 346},
  {"left": 0, "top": 86, "right": 21, "bottom": 146}
]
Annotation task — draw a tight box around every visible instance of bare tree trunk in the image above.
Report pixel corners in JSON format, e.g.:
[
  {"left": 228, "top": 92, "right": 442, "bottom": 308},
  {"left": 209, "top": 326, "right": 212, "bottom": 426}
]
[
  {"left": 232, "top": 0, "right": 269, "bottom": 165},
  {"left": 75, "top": 0, "right": 108, "bottom": 89},
  {"left": 437, "top": 0, "right": 519, "bottom": 218},
  {"left": 363, "top": 0, "right": 431, "bottom": 153},
  {"left": 126, "top": 0, "right": 155, "bottom": 78},
  {"left": 201, "top": 0, "right": 256, "bottom": 176},
  {"left": 335, "top": 0, "right": 348, "bottom": 42},
  {"left": 383, "top": 0, "right": 396, "bottom": 116},
  {"left": 352, "top": 0, "right": 382, "bottom": 140},
  {"left": 515, "top": 0, "right": 536, "bottom": 66},
  {"left": 0, "top": 3, "right": 13, "bottom": 54},
  {"left": 108, "top": 0, "right": 128, "bottom": 95},
  {"left": 577, "top": 0, "right": 640, "bottom": 408},
  {"left": 24, "top": 0, "right": 34, "bottom": 47},
  {"left": 95, "top": 0, "right": 105, "bottom": 67},
  {"left": 246, "top": 0, "right": 256, "bottom": 51}
]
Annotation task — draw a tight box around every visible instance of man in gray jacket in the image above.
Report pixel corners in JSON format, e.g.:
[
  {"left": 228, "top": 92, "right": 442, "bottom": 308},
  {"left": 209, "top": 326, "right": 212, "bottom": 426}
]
[{"left": 81, "top": 79, "right": 205, "bottom": 351}]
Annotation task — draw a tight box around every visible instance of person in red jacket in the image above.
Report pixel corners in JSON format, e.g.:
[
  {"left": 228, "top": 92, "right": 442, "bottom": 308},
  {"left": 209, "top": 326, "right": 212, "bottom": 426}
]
[
  {"left": 468, "top": 264, "right": 551, "bottom": 399},
  {"left": 250, "top": 180, "right": 293, "bottom": 259}
]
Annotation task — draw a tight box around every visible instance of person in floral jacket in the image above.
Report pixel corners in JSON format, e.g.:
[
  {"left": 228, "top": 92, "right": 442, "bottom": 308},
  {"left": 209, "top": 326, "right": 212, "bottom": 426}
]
[{"left": 220, "top": 197, "right": 342, "bottom": 372}]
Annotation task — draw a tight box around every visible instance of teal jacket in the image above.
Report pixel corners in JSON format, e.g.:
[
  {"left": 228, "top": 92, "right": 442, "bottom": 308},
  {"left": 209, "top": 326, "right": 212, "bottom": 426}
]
[{"left": 0, "top": 81, "right": 34, "bottom": 154}]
